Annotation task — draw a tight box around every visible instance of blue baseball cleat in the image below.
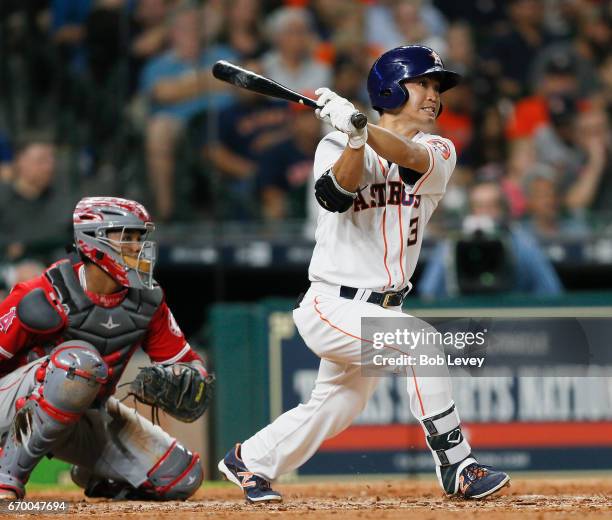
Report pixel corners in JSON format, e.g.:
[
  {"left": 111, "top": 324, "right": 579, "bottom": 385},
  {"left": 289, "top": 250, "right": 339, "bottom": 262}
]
[
  {"left": 440, "top": 459, "right": 510, "bottom": 499},
  {"left": 218, "top": 444, "right": 282, "bottom": 503}
]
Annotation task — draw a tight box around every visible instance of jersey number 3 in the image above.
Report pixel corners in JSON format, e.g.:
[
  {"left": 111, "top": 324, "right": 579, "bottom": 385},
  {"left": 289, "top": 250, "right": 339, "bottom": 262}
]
[{"left": 407, "top": 217, "right": 419, "bottom": 246}]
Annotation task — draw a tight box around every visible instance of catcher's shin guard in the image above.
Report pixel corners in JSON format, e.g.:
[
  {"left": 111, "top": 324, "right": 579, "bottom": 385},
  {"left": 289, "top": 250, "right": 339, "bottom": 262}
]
[
  {"left": 0, "top": 341, "right": 107, "bottom": 498},
  {"left": 72, "top": 442, "right": 203, "bottom": 501},
  {"left": 143, "top": 442, "right": 203, "bottom": 500}
]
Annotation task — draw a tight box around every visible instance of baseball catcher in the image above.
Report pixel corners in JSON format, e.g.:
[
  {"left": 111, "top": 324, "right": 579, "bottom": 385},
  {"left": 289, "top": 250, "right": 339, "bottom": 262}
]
[{"left": 0, "top": 197, "right": 213, "bottom": 500}]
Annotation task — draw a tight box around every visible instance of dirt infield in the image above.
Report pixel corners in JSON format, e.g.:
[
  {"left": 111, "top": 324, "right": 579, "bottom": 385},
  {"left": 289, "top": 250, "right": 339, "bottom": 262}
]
[{"left": 21, "top": 477, "right": 612, "bottom": 519}]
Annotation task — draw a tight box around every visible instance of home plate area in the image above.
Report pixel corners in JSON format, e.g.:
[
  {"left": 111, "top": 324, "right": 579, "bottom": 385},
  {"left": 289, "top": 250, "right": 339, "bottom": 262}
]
[{"left": 22, "top": 477, "right": 612, "bottom": 519}]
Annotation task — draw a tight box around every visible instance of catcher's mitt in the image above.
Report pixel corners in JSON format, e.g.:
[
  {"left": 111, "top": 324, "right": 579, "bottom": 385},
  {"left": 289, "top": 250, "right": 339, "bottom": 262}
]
[{"left": 128, "top": 363, "right": 215, "bottom": 423}]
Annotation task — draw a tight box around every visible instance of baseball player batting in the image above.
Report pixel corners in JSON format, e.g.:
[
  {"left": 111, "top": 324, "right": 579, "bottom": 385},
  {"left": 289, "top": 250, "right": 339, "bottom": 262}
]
[
  {"left": 219, "top": 45, "right": 510, "bottom": 502},
  {"left": 0, "top": 197, "right": 214, "bottom": 500}
]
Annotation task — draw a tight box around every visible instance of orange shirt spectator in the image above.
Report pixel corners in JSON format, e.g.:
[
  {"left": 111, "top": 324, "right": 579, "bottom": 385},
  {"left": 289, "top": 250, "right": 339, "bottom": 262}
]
[
  {"left": 437, "top": 110, "right": 473, "bottom": 159},
  {"left": 505, "top": 96, "right": 549, "bottom": 140},
  {"left": 505, "top": 53, "right": 581, "bottom": 140}
]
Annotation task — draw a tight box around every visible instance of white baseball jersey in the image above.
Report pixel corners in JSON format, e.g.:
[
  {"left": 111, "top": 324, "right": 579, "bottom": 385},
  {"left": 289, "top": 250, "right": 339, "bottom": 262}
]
[{"left": 309, "top": 130, "right": 456, "bottom": 293}]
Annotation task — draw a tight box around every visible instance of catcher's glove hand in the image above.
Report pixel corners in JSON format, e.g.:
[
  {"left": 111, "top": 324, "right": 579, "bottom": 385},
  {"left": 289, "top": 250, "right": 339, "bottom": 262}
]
[{"left": 128, "top": 363, "right": 215, "bottom": 423}]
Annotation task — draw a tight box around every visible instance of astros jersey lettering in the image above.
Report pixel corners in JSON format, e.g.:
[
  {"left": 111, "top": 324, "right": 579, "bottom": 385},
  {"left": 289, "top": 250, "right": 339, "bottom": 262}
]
[{"left": 309, "top": 130, "right": 456, "bottom": 292}]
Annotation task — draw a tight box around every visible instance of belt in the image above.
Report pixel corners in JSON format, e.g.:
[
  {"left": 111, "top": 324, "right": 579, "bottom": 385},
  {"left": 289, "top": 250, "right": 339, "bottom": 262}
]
[{"left": 339, "top": 286, "right": 408, "bottom": 308}]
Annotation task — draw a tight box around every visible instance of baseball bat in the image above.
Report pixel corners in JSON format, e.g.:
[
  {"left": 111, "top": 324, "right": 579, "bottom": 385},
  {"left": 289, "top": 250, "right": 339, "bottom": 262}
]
[{"left": 212, "top": 60, "right": 368, "bottom": 129}]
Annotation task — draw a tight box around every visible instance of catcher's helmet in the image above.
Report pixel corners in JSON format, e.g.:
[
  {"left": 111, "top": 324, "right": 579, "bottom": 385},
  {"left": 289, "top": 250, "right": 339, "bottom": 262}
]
[
  {"left": 73, "top": 197, "right": 157, "bottom": 290},
  {"left": 367, "top": 45, "right": 461, "bottom": 113}
]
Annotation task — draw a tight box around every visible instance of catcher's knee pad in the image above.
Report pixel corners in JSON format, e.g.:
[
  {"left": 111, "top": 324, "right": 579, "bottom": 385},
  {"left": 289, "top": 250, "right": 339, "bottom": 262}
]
[
  {"left": 41, "top": 341, "right": 109, "bottom": 415},
  {"left": 145, "top": 442, "right": 203, "bottom": 500},
  {"left": 0, "top": 343, "right": 107, "bottom": 498}
]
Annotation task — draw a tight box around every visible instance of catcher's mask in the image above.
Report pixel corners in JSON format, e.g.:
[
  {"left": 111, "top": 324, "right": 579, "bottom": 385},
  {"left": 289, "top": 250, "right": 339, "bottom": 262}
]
[{"left": 73, "top": 197, "right": 157, "bottom": 290}]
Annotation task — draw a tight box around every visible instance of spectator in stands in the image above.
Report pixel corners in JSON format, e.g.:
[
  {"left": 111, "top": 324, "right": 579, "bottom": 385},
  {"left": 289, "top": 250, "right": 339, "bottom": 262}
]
[
  {"left": 539, "top": 0, "right": 583, "bottom": 40},
  {"left": 565, "top": 108, "right": 612, "bottom": 215},
  {"left": 522, "top": 163, "right": 588, "bottom": 239},
  {"left": 257, "top": 104, "right": 321, "bottom": 221},
  {"left": 598, "top": 53, "right": 612, "bottom": 118},
  {"left": 205, "top": 60, "right": 290, "bottom": 219},
  {"left": 51, "top": 0, "right": 94, "bottom": 73},
  {"left": 0, "top": 139, "right": 73, "bottom": 260},
  {"left": 140, "top": 2, "right": 236, "bottom": 220},
  {"left": 505, "top": 52, "right": 581, "bottom": 141},
  {"left": 129, "top": 0, "right": 175, "bottom": 94},
  {"left": 434, "top": 75, "right": 476, "bottom": 222},
  {"left": 444, "top": 21, "right": 476, "bottom": 77},
  {"left": 0, "top": 259, "right": 46, "bottom": 300},
  {"left": 435, "top": 76, "right": 474, "bottom": 164},
  {"left": 366, "top": 0, "right": 448, "bottom": 54},
  {"left": 309, "top": 0, "right": 356, "bottom": 42},
  {"left": 331, "top": 54, "right": 369, "bottom": 108},
  {"left": 85, "top": 0, "right": 133, "bottom": 86},
  {"left": 261, "top": 7, "right": 331, "bottom": 94},
  {"left": 533, "top": 94, "right": 584, "bottom": 184},
  {"left": 309, "top": 0, "right": 364, "bottom": 67},
  {"left": 217, "top": 0, "right": 268, "bottom": 60},
  {"left": 501, "top": 139, "right": 535, "bottom": 218},
  {"left": 431, "top": 0, "right": 506, "bottom": 35},
  {"left": 132, "top": 0, "right": 172, "bottom": 53},
  {"left": 0, "top": 259, "right": 47, "bottom": 301},
  {"left": 389, "top": 0, "right": 447, "bottom": 54},
  {"left": 418, "top": 181, "right": 563, "bottom": 298},
  {"left": 482, "top": 0, "right": 554, "bottom": 99},
  {"left": 577, "top": 4, "right": 611, "bottom": 68},
  {"left": 0, "top": 131, "right": 13, "bottom": 183},
  {"left": 471, "top": 106, "right": 507, "bottom": 170},
  {"left": 529, "top": 9, "right": 603, "bottom": 98}
]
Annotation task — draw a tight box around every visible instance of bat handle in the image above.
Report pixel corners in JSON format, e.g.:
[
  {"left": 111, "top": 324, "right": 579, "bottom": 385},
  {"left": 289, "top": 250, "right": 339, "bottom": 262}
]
[
  {"left": 351, "top": 112, "right": 368, "bottom": 130},
  {"left": 303, "top": 95, "right": 367, "bottom": 129}
]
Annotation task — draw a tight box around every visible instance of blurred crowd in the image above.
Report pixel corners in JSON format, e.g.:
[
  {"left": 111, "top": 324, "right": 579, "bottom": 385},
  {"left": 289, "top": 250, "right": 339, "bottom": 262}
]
[{"left": 0, "top": 0, "right": 611, "bottom": 278}]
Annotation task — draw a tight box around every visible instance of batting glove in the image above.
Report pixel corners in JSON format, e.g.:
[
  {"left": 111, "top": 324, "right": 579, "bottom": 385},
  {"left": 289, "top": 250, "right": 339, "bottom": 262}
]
[{"left": 315, "top": 87, "right": 367, "bottom": 149}]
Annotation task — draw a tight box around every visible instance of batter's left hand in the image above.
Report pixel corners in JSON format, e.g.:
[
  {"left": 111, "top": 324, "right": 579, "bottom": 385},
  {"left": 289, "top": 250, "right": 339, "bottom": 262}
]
[{"left": 315, "top": 88, "right": 367, "bottom": 148}]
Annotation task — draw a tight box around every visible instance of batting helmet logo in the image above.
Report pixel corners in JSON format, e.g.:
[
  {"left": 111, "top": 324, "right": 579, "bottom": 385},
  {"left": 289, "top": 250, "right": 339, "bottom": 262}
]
[{"left": 430, "top": 50, "right": 443, "bottom": 67}]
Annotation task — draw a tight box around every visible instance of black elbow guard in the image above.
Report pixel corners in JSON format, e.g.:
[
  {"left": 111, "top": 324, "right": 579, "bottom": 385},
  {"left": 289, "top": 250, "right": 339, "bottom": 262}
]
[{"left": 314, "top": 170, "right": 356, "bottom": 213}]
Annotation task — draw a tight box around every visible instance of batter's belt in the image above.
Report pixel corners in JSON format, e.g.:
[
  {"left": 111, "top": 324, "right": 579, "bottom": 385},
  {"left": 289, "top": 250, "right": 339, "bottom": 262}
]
[{"left": 339, "top": 285, "right": 409, "bottom": 308}]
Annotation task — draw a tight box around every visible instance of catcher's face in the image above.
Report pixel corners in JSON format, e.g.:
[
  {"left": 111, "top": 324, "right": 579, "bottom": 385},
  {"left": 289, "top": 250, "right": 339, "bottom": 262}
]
[
  {"left": 107, "top": 229, "right": 144, "bottom": 258},
  {"left": 106, "top": 227, "right": 156, "bottom": 278}
]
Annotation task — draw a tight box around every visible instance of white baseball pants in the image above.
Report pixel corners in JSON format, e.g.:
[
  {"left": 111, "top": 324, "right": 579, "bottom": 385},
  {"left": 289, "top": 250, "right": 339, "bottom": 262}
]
[{"left": 241, "top": 282, "right": 456, "bottom": 481}]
